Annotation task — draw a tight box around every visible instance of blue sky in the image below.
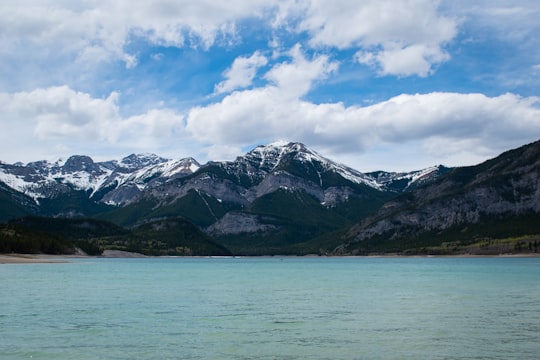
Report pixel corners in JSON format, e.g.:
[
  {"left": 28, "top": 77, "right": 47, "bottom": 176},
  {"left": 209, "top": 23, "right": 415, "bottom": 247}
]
[{"left": 1, "top": 0, "right": 539, "bottom": 171}]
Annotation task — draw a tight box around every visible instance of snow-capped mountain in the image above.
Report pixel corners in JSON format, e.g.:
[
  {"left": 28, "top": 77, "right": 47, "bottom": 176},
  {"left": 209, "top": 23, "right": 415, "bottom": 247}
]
[
  {"left": 2, "top": 140, "right": 538, "bottom": 256},
  {"left": 205, "top": 141, "right": 445, "bottom": 196},
  {"left": 134, "top": 141, "right": 393, "bottom": 209},
  {"left": 0, "top": 142, "right": 446, "bottom": 225},
  {"left": 0, "top": 154, "right": 200, "bottom": 206},
  {"left": 98, "top": 157, "right": 200, "bottom": 206},
  {"left": 338, "top": 139, "right": 540, "bottom": 255},
  {"left": 0, "top": 142, "right": 454, "bottom": 253},
  {"left": 111, "top": 153, "right": 169, "bottom": 171},
  {"left": 232, "top": 141, "right": 382, "bottom": 189},
  {"left": 367, "top": 165, "right": 452, "bottom": 192}
]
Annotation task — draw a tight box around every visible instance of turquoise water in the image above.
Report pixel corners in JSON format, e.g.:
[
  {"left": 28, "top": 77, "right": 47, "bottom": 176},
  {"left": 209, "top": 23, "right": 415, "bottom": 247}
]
[{"left": 1, "top": 257, "right": 540, "bottom": 359}]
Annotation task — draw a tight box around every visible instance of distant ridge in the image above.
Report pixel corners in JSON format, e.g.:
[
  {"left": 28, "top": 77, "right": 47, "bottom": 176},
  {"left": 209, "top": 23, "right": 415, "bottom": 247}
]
[
  {"left": 0, "top": 141, "right": 443, "bottom": 214},
  {"left": 2, "top": 140, "right": 538, "bottom": 256},
  {"left": 336, "top": 139, "right": 540, "bottom": 255}
]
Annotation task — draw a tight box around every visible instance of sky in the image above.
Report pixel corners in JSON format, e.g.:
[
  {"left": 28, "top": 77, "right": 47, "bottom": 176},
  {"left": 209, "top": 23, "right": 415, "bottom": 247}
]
[{"left": 1, "top": 0, "right": 539, "bottom": 172}]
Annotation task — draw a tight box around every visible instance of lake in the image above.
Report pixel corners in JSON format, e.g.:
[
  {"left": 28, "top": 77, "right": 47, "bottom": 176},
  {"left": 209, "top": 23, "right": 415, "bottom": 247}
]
[{"left": 1, "top": 257, "right": 540, "bottom": 359}]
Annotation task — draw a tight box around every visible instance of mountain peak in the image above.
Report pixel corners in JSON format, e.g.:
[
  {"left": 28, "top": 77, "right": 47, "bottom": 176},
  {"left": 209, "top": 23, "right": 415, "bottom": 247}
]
[
  {"left": 118, "top": 153, "right": 169, "bottom": 170},
  {"left": 367, "top": 165, "right": 453, "bottom": 192},
  {"left": 256, "top": 141, "right": 307, "bottom": 153},
  {"left": 0, "top": 142, "right": 449, "bottom": 213},
  {"left": 228, "top": 141, "right": 382, "bottom": 189},
  {"left": 241, "top": 141, "right": 312, "bottom": 174},
  {"left": 63, "top": 155, "right": 100, "bottom": 173}
]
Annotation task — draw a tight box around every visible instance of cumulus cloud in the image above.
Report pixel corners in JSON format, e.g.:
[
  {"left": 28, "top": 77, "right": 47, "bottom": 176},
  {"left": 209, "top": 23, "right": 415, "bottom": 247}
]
[
  {"left": 0, "top": 86, "right": 188, "bottom": 162},
  {"left": 0, "top": 0, "right": 273, "bottom": 69},
  {"left": 313, "top": 92, "right": 540, "bottom": 148},
  {"left": 0, "top": 0, "right": 457, "bottom": 77},
  {"left": 443, "top": 1, "right": 540, "bottom": 40},
  {"left": 295, "top": 0, "right": 457, "bottom": 76},
  {"left": 187, "top": 46, "right": 339, "bottom": 141},
  {"left": 188, "top": 65, "right": 540, "bottom": 169},
  {"left": 264, "top": 44, "right": 339, "bottom": 97},
  {"left": 356, "top": 43, "right": 451, "bottom": 77},
  {"left": 2, "top": 86, "right": 119, "bottom": 142},
  {"left": 214, "top": 51, "right": 268, "bottom": 94},
  {"left": 1, "top": 0, "right": 539, "bottom": 171},
  {"left": 2, "top": 82, "right": 539, "bottom": 170}
]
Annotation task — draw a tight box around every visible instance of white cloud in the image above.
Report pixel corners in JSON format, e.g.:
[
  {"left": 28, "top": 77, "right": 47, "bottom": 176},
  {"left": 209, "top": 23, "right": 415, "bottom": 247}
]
[
  {"left": 0, "top": 0, "right": 274, "bottom": 69},
  {"left": 214, "top": 51, "right": 268, "bottom": 94},
  {"left": 264, "top": 44, "right": 339, "bottom": 97},
  {"left": 3, "top": 86, "right": 119, "bottom": 141},
  {"left": 0, "top": 86, "right": 189, "bottom": 162},
  {"left": 356, "top": 43, "right": 450, "bottom": 77},
  {"left": 1, "top": 0, "right": 539, "bottom": 172},
  {"left": 188, "top": 68, "right": 540, "bottom": 170},
  {"left": 316, "top": 92, "right": 540, "bottom": 147},
  {"left": 443, "top": 1, "right": 540, "bottom": 39},
  {"left": 187, "top": 46, "right": 339, "bottom": 141},
  {"left": 1, "top": 84, "right": 539, "bottom": 171},
  {"left": 0, "top": 0, "right": 457, "bottom": 77},
  {"left": 295, "top": 0, "right": 457, "bottom": 76}
]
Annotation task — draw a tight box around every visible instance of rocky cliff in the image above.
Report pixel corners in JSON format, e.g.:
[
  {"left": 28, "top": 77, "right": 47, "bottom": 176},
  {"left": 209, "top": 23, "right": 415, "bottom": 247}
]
[{"left": 336, "top": 139, "right": 540, "bottom": 254}]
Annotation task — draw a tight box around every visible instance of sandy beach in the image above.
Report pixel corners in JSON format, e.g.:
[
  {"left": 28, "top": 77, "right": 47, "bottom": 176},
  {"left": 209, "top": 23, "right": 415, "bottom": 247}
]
[
  {"left": 0, "top": 254, "right": 67, "bottom": 264},
  {"left": 2, "top": 252, "right": 540, "bottom": 264}
]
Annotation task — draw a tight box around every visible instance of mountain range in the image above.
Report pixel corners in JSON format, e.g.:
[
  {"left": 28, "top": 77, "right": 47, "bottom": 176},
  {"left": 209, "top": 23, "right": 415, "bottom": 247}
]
[{"left": 1, "top": 140, "right": 539, "bottom": 255}]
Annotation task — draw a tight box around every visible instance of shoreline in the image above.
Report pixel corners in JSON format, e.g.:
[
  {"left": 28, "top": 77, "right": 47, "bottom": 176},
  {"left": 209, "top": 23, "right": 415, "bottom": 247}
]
[
  {"left": 0, "top": 254, "right": 70, "bottom": 264},
  {"left": 2, "top": 252, "right": 540, "bottom": 264}
]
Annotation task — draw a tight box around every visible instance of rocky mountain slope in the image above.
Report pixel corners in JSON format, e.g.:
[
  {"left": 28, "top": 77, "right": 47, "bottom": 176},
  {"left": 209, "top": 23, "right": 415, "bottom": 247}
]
[
  {"left": 1, "top": 140, "right": 539, "bottom": 255},
  {"left": 102, "top": 142, "right": 407, "bottom": 253},
  {"left": 0, "top": 142, "right": 442, "bottom": 219},
  {"left": 132, "top": 141, "right": 386, "bottom": 210},
  {"left": 367, "top": 165, "right": 452, "bottom": 192},
  {"left": 0, "top": 153, "right": 200, "bottom": 217},
  {"left": 0, "top": 142, "right": 446, "bottom": 253},
  {"left": 335, "top": 139, "right": 540, "bottom": 255}
]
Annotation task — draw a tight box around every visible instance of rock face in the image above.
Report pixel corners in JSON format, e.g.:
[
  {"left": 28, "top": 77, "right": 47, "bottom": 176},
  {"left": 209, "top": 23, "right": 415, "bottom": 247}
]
[
  {"left": 62, "top": 155, "right": 102, "bottom": 173},
  {"left": 367, "top": 165, "right": 452, "bottom": 192},
  {"left": 0, "top": 154, "right": 200, "bottom": 207},
  {"left": 127, "top": 142, "right": 402, "bottom": 233},
  {"left": 2, "top": 139, "right": 539, "bottom": 255},
  {"left": 0, "top": 141, "right": 447, "bottom": 246},
  {"left": 100, "top": 157, "right": 200, "bottom": 205},
  {"left": 0, "top": 142, "right": 444, "bottom": 211},
  {"left": 337, "top": 139, "right": 540, "bottom": 254},
  {"left": 206, "top": 212, "right": 278, "bottom": 235}
]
